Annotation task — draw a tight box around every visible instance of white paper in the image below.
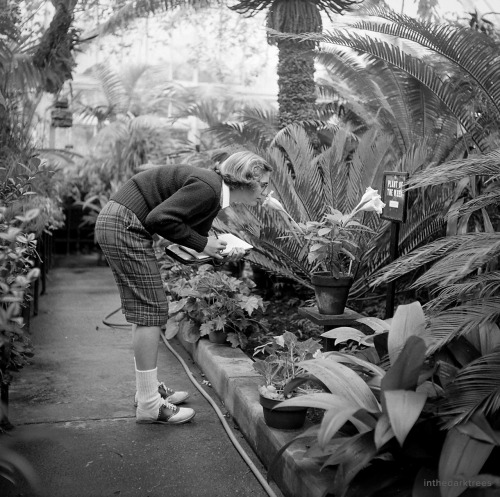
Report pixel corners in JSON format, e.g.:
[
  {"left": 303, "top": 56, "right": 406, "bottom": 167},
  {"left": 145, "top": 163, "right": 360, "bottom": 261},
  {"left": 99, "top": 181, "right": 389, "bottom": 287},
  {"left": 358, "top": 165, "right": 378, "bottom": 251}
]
[{"left": 218, "top": 233, "right": 253, "bottom": 254}]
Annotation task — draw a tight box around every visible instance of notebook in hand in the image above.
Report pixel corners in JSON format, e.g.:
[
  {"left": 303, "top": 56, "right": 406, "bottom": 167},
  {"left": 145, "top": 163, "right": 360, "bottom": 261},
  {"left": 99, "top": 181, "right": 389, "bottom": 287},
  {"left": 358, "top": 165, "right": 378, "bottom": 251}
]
[
  {"left": 165, "top": 233, "right": 253, "bottom": 264},
  {"left": 216, "top": 233, "right": 253, "bottom": 254}
]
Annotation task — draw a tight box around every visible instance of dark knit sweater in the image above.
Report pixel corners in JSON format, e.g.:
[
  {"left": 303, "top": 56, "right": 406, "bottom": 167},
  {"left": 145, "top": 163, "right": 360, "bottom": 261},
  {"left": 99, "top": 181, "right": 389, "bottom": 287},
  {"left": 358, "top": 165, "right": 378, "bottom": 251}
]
[{"left": 112, "top": 165, "right": 222, "bottom": 252}]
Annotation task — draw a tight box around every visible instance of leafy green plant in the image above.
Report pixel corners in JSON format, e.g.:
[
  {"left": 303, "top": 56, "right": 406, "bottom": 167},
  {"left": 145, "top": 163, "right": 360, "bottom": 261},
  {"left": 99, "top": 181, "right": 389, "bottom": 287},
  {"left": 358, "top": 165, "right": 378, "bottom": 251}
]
[
  {"left": 164, "top": 264, "right": 266, "bottom": 348},
  {"left": 266, "top": 187, "right": 385, "bottom": 277},
  {"left": 269, "top": 302, "right": 500, "bottom": 496},
  {"left": 0, "top": 170, "right": 44, "bottom": 427},
  {"left": 253, "top": 330, "right": 322, "bottom": 400}
]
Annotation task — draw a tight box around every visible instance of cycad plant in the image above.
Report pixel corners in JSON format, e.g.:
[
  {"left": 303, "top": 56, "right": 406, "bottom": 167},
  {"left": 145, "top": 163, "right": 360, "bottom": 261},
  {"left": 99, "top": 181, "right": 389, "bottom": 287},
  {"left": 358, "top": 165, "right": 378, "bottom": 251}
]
[
  {"left": 302, "top": 6, "right": 500, "bottom": 152},
  {"left": 213, "top": 122, "right": 394, "bottom": 289}
]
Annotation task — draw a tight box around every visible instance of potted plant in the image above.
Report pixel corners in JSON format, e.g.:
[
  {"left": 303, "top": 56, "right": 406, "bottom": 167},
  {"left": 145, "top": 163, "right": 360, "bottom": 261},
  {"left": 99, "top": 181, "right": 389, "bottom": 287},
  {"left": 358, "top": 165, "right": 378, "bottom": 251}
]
[
  {"left": 263, "top": 188, "right": 385, "bottom": 315},
  {"left": 163, "top": 264, "right": 266, "bottom": 348},
  {"left": 253, "top": 331, "right": 322, "bottom": 430}
]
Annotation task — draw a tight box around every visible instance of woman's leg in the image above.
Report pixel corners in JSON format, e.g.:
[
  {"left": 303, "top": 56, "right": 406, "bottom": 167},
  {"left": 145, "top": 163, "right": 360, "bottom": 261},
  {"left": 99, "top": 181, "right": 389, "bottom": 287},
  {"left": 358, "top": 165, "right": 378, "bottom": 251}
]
[
  {"left": 96, "top": 202, "right": 193, "bottom": 423},
  {"left": 133, "top": 325, "right": 161, "bottom": 370}
]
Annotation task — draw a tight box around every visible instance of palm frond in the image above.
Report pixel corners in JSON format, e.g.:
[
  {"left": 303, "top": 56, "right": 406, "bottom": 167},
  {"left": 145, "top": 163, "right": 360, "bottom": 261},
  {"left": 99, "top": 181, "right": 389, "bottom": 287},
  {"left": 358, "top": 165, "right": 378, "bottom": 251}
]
[
  {"left": 321, "top": 126, "right": 352, "bottom": 211},
  {"left": 92, "top": 64, "right": 129, "bottom": 114},
  {"left": 214, "top": 205, "right": 313, "bottom": 287},
  {"left": 458, "top": 188, "right": 500, "bottom": 217},
  {"left": 406, "top": 148, "right": 500, "bottom": 189},
  {"left": 425, "top": 271, "right": 500, "bottom": 313},
  {"left": 232, "top": 107, "right": 280, "bottom": 146},
  {"left": 296, "top": 23, "right": 497, "bottom": 151},
  {"left": 425, "top": 298, "right": 500, "bottom": 354},
  {"left": 438, "top": 349, "right": 500, "bottom": 428},
  {"left": 351, "top": 184, "right": 448, "bottom": 298},
  {"left": 350, "top": 7, "right": 500, "bottom": 116},
  {"left": 270, "top": 125, "right": 326, "bottom": 221},
  {"left": 230, "top": 0, "right": 361, "bottom": 18},
  {"left": 91, "top": 120, "right": 131, "bottom": 147},
  {"left": 370, "top": 233, "right": 500, "bottom": 286},
  {"left": 410, "top": 230, "right": 500, "bottom": 289}
]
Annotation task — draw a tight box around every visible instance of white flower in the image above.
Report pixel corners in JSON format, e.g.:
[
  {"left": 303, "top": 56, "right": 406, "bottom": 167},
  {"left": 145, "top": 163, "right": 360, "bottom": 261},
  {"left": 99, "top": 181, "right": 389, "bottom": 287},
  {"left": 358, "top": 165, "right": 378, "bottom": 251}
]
[
  {"left": 262, "top": 191, "right": 286, "bottom": 212},
  {"left": 352, "top": 187, "right": 385, "bottom": 215},
  {"left": 357, "top": 196, "right": 386, "bottom": 214},
  {"left": 359, "top": 187, "right": 378, "bottom": 205},
  {"left": 263, "top": 191, "right": 303, "bottom": 237}
]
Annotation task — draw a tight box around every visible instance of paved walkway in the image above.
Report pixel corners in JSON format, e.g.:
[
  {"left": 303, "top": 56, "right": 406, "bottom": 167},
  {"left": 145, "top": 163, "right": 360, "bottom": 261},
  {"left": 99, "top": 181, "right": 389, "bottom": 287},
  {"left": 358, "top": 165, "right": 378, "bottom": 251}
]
[{"left": 0, "top": 254, "right": 281, "bottom": 497}]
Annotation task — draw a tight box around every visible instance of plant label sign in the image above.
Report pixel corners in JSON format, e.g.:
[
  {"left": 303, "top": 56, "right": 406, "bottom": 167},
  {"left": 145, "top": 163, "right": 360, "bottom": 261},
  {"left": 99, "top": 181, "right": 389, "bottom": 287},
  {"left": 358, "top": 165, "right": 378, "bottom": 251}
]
[{"left": 381, "top": 172, "right": 409, "bottom": 223}]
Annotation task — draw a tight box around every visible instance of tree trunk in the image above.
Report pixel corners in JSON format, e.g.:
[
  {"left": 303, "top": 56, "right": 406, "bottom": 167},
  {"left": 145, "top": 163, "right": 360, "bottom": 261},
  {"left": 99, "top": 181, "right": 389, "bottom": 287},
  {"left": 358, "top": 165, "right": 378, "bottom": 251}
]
[{"left": 276, "top": 38, "right": 317, "bottom": 128}]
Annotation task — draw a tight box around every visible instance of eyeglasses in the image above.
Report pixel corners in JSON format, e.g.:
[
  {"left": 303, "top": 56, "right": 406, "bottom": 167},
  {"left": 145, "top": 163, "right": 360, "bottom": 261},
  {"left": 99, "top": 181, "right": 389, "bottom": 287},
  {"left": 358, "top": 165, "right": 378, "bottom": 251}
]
[{"left": 259, "top": 181, "right": 269, "bottom": 191}]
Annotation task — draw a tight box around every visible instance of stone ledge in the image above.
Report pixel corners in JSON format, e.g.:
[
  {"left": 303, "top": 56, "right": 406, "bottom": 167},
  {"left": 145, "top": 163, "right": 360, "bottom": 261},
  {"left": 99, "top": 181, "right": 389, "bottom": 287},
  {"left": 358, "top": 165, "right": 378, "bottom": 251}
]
[{"left": 176, "top": 336, "right": 334, "bottom": 497}]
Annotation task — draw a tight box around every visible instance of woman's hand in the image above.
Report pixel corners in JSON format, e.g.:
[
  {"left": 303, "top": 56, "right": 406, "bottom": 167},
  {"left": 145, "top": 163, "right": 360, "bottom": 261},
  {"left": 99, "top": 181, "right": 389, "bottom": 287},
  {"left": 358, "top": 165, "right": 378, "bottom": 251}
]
[
  {"left": 223, "top": 247, "right": 247, "bottom": 262},
  {"left": 203, "top": 236, "right": 228, "bottom": 260}
]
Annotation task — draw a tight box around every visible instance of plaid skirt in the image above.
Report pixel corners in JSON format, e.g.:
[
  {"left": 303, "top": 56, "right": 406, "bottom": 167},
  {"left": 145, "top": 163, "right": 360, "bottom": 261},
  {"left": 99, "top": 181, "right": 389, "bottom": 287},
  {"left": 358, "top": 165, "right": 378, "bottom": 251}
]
[{"left": 95, "top": 200, "right": 169, "bottom": 326}]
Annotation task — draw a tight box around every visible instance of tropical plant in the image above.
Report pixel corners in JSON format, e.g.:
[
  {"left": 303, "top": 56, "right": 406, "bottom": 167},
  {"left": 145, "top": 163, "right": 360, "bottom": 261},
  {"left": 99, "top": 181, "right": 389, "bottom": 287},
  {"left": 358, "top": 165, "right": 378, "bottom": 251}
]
[
  {"left": 265, "top": 186, "right": 385, "bottom": 277},
  {"left": 163, "top": 263, "right": 266, "bottom": 348},
  {"left": 269, "top": 302, "right": 500, "bottom": 496},
  {"left": 302, "top": 6, "right": 500, "bottom": 153},
  {"left": 370, "top": 149, "right": 500, "bottom": 430},
  {"left": 253, "top": 330, "right": 322, "bottom": 400},
  {"left": 209, "top": 5, "right": 500, "bottom": 297},
  {"left": 73, "top": 64, "right": 185, "bottom": 181},
  {"left": 212, "top": 123, "right": 394, "bottom": 290}
]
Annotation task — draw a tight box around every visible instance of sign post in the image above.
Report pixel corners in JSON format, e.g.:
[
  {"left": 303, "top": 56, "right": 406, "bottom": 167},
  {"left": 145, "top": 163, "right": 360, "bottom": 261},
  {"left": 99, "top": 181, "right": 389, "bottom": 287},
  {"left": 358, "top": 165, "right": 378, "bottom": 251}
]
[{"left": 380, "top": 172, "right": 409, "bottom": 319}]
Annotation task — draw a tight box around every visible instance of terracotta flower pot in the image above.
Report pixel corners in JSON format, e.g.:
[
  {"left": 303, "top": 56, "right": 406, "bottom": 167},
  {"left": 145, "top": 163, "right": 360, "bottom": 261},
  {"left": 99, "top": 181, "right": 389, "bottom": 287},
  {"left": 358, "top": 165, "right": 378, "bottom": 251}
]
[
  {"left": 311, "top": 272, "right": 353, "bottom": 315},
  {"left": 259, "top": 393, "right": 307, "bottom": 430}
]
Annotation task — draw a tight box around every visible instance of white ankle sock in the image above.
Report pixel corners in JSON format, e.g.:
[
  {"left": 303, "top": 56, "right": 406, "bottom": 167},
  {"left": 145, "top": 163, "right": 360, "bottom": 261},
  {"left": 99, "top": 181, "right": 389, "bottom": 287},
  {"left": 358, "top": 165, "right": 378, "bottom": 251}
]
[{"left": 135, "top": 367, "right": 162, "bottom": 416}]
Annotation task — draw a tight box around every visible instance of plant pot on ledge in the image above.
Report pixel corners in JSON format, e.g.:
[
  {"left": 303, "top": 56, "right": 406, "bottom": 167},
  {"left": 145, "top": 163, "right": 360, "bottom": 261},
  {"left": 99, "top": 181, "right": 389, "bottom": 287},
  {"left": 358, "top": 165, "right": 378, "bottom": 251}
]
[
  {"left": 311, "top": 272, "right": 353, "bottom": 315},
  {"left": 259, "top": 393, "right": 307, "bottom": 430}
]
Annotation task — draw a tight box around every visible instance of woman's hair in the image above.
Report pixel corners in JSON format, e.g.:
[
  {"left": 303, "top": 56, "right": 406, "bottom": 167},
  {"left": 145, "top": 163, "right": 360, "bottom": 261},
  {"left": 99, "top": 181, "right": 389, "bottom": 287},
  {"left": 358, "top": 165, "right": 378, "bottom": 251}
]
[{"left": 213, "top": 151, "right": 273, "bottom": 190}]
